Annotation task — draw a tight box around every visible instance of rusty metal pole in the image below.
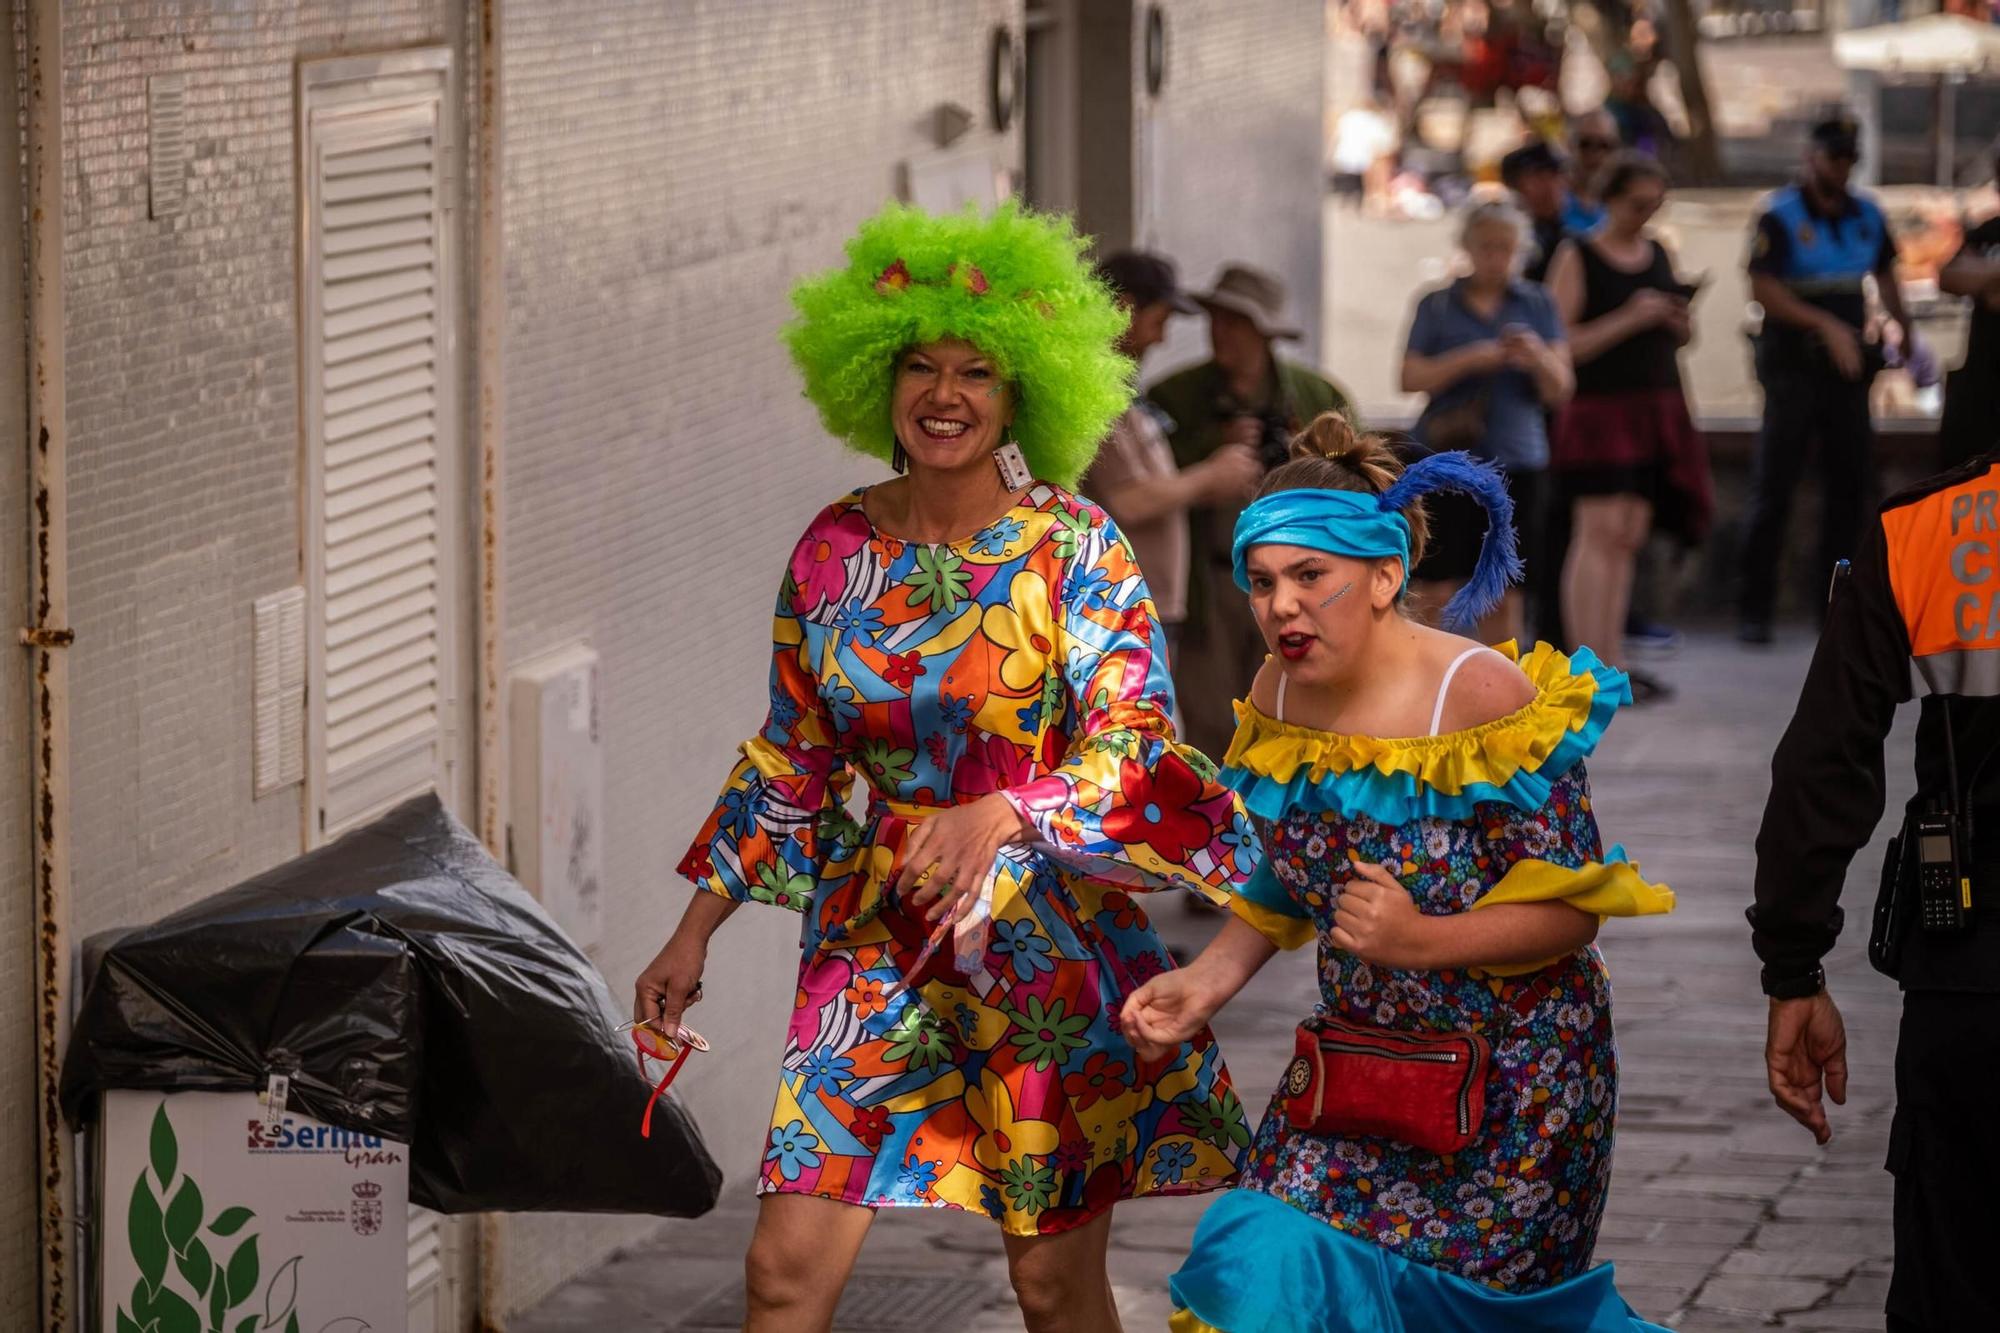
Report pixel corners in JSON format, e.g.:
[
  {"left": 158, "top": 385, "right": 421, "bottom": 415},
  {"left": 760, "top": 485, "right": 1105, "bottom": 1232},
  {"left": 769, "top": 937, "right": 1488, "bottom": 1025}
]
[
  {"left": 473, "top": 0, "right": 510, "bottom": 1328},
  {"left": 23, "top": 0, "right": 74, "bottom": 1328}
]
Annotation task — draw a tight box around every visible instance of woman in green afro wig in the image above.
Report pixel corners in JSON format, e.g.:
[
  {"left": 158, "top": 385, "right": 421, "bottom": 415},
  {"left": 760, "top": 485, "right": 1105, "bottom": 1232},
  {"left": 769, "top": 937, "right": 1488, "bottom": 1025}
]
[
  {"left": 784, "top": 200, "right": 1133, "bottom": 488},
  {"left": 639, "top": 199, "right": 1256, "bottom": 1331}
]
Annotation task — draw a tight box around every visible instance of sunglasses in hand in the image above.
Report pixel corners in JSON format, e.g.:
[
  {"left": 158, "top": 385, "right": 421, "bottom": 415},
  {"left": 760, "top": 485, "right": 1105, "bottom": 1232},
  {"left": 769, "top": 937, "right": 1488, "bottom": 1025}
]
[{"left": 615, "top": 1016, "right": 710, "bottom": 1138}]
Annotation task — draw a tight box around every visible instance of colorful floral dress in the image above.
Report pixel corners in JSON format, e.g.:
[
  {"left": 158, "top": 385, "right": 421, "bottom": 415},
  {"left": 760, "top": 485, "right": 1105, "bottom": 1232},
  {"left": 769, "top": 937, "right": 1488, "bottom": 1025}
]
[
  {"left": 679, "top": 482, "right": 1254, "bottom": 1235},
  {"left": 1169, "top": 644, "right": 1673, "bottom": 1332}
]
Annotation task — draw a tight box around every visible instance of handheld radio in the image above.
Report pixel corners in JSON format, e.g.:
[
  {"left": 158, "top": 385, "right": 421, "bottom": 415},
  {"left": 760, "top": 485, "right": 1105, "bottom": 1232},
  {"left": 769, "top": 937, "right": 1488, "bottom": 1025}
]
[{"left": 1913, "top": 807, "right": 1970, "bottom": 932}]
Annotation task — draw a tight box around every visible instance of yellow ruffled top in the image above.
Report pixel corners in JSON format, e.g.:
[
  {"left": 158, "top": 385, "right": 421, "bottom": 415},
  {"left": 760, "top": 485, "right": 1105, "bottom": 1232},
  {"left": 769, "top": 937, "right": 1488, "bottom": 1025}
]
[{"left": 1219, "top": 642, "right": 1630, "bottom": 826}]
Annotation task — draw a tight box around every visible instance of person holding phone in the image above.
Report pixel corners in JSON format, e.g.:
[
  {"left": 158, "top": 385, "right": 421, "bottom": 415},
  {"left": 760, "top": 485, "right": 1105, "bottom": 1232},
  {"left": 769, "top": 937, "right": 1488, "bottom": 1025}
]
[
  {"left": 1400, "top": 200, "right": 1574, "bottom": 645},
  {"left": 1545, "top": 152, "right": 1712, "bottom": 702}
]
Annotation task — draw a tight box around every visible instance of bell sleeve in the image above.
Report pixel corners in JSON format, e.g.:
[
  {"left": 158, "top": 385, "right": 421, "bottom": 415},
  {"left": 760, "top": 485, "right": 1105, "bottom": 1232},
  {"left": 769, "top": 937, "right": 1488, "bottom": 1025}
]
[
  {"left": 1000, "top": 513, "right": 1252, "bottom": 901},
  {"left": 675, "top": 569, "right": 857, "bottom": 912},
  {"left": 1467, "top": 762, "right": 1673, "bottom": 975}
]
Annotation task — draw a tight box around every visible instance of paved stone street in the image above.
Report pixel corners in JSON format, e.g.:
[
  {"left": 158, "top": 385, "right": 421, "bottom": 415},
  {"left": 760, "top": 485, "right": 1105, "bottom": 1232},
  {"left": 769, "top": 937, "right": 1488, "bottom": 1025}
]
[{"left": 517, "top": 630, "right": 1911, "bottom": 1332}]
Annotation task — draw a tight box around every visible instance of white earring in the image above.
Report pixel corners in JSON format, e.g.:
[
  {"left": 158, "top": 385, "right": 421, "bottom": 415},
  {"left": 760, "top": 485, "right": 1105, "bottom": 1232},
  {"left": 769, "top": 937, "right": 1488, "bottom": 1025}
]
[{"left": 993, "top": 435, "right": 1031, "bottom": 490}]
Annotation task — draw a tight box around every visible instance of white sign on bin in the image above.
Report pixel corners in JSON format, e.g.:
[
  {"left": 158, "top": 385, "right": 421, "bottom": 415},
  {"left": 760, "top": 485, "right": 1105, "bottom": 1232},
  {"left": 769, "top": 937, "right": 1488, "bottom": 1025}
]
[{"left": 100, "top": 1089, "right": 408, "bottom": 1333}]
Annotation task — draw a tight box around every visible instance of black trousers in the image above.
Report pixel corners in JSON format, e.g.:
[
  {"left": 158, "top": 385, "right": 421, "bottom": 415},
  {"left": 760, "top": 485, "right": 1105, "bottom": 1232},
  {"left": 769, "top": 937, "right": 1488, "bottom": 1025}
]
[
  {"left": 1737, "top": 371, "right": 1876, "bottom": 626},
  {"left": 1886, "top": 991, "right": 2000, "bottom": 1331}
]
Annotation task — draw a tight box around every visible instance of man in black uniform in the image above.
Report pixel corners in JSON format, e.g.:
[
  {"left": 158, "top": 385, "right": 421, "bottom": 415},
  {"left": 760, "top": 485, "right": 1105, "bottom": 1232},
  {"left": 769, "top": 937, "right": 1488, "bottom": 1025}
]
[
  {"left": 1938, "top": 139, "right": 2000, "bottom": 469},
  {"left": 1750, "top": 446, "right": 2000, "bottom": 1330},
  {"left": 1738, "top": 116, "right": 1911, "bottom": 645}
]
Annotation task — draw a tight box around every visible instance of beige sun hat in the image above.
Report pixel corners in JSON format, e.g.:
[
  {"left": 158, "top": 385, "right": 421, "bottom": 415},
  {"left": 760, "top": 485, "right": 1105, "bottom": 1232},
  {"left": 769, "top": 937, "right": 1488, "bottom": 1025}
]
[{"left": 1191, "top": 263, "right": 1305, "bottom": 341}]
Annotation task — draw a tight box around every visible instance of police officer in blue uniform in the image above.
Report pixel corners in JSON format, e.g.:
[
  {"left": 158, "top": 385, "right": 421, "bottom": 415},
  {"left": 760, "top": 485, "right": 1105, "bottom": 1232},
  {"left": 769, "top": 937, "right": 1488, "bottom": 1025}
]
[{"left": 1738, "top": 116, "right": 1911, "bottom": 644}]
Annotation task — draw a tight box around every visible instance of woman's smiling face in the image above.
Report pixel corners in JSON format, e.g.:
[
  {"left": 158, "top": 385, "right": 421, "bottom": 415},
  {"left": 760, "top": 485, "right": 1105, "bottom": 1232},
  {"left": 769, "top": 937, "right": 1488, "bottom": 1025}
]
[{"left": 892, "top": 338, "right": 1015, "bottom": 475}]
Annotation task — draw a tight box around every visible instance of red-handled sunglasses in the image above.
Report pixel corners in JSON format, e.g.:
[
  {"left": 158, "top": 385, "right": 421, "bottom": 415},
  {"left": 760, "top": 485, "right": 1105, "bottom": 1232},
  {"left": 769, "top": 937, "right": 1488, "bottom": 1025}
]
[{"left": 616, "top": 1018, "right": 710, "bottom": 1137}]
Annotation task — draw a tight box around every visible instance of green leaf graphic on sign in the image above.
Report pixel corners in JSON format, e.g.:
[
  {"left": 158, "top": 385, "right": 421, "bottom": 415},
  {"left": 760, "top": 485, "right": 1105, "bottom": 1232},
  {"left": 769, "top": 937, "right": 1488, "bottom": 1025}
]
[
  {"left": 164, "top": 1176, "right": 203, "bottom": 1253},
  {"left": 115, "top": 1309, "right": 144, "bottom": 1333},
  {"left": 284, "top": 1313, "right": 300, "bottom": 1333},
  {"left": 264, "top": 1254, "right": 300, "bottom": 1328},
  {"left": 209, "top": 1206, "right": 255, "bottom": 1237},
  {"left": 225, "top": 1235, "right": 260, "bottom": 1313},
  {"left": 236, "top": 1316, "right": 258, "bottom": 1333},
  {"left": 210, "top": 1272, "right": 227, "bottom": 1333},
  {"left": 151, "top": 1285, "right": 199, "bottom": 1333},
  {"left": 129, "top": 1171, "right": 168, "bottom": 1289},
  {"left": 149, "top": 1103, "right": 178, "bottom": 1186},
  {"left": 173, "top": 1234, "right": 212, "bottom": 1298}
]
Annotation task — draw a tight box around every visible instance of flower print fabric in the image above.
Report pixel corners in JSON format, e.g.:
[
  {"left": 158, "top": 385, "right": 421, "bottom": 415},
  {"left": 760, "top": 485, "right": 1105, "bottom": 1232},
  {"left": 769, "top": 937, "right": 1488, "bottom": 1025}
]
[
  {"left": 1216, "top": 646, "right": 1661, "bottom": 1293},
  {"left": 679, "top": 483, "right": 1254, "bottom": 1235}
]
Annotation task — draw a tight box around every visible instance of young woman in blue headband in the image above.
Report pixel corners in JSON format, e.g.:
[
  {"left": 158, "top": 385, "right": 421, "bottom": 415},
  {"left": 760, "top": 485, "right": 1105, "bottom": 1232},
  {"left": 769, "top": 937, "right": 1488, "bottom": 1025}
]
[{"left": 1121, "top": 412, "right": 1674, "bottom": 1331}]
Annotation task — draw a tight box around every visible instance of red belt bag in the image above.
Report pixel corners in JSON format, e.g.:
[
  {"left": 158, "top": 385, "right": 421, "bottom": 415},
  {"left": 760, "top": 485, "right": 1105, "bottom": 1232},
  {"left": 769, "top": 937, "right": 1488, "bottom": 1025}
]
[{"left": 1282, "top": 1016, "right": 1490, "bottom": 1155}]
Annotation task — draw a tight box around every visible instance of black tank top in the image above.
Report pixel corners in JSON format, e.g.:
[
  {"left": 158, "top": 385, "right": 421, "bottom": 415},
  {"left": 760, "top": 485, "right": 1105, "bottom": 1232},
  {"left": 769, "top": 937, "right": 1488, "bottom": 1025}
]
[{"left": 1574, "top": 238, "right": 1683, "bottom": 395}]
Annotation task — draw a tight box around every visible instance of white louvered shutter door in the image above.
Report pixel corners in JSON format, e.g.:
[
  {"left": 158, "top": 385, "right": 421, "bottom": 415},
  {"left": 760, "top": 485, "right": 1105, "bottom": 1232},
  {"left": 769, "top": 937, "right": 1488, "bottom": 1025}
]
[
  {"left": 300, "top": 50, "right": 467, "bottom": 1333},
  {"left": 301, "top": 52, "right": 459, "bottom": 843}
]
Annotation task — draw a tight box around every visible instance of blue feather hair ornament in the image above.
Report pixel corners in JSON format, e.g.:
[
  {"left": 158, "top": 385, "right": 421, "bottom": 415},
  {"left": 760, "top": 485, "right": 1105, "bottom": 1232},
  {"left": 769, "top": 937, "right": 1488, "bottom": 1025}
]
[{"left": 1380, "top": 451, "right": 1524, "bottom": 632}]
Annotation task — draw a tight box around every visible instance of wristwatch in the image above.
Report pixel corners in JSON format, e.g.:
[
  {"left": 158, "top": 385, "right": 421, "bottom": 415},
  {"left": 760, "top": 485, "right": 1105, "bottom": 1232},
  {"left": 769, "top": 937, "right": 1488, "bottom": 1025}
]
[{"left": 1761, "top": 963, "right": 1827, "bottom": 1000}]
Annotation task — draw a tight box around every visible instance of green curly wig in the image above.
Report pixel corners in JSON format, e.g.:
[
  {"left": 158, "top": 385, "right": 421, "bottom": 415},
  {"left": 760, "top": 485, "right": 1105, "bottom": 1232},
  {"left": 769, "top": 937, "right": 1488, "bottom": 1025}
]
[{"left": 784, "top": 201, "right": 1133, "bottom": 488}]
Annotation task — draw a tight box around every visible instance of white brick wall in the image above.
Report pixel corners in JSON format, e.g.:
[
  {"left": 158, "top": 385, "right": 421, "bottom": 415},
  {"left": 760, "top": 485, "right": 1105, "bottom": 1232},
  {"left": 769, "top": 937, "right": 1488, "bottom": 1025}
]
[
  {"left": 34, "top": 0, "right": 460, "bottom": 1320},
  {"left": 495, "top": 0, "right": 1021, "bottom": 1310},
  {"left": 1141, "top": 0, "right": 1327, "bottom": 380}
]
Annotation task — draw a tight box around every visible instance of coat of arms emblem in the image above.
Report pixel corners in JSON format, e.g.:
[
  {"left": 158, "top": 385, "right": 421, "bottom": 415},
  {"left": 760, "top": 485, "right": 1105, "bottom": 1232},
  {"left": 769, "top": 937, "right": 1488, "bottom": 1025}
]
[{"left": 352, "top": 1179, "right": 384, "bottom": 1236}]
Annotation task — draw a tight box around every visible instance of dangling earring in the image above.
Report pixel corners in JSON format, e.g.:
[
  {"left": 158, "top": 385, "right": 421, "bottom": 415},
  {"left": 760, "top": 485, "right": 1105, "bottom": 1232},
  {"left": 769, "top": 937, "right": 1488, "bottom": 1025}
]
[
  {"left": 891, "top": 439, "right": 909, "bottom": 475},
  {"left": 992, "top": 432, "right": 1031, "bottom": 490}
]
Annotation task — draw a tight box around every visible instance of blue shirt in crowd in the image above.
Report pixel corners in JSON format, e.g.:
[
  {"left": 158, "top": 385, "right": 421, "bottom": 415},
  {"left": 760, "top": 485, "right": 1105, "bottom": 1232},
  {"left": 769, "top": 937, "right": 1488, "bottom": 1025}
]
[
  {"left": 1559, "top": 192, "right": 1605, "bottom": 236},
  {"left": 1404, "top": 278, "right": 1567, "bottom": 471}
]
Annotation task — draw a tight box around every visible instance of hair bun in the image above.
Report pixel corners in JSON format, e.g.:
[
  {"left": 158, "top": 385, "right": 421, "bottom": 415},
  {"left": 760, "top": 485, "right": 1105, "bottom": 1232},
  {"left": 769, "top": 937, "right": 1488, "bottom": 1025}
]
[{"left": 1290, "top": 410, "right": 1365, "bottom": 462}]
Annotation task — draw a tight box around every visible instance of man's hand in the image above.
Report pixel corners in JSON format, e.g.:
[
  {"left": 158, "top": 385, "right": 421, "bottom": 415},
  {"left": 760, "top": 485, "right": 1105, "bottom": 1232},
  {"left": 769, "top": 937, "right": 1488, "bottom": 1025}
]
[
  {"left": 1765, "top": 990, "right": 1849, "bottom": 1145},
  {"left": 1221, "top": 415, "right": 1262, "bottom": 452},
  {"left": 1817, "top": 319, "right": 1864, "bottom": 380},
  {"left": 1195, "top": 442, "right": 1263, "bottom": 505}
]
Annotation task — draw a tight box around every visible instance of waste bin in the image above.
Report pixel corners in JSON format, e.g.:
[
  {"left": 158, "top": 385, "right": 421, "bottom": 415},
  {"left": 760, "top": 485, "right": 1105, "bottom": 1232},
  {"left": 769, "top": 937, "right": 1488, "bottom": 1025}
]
[
  {"left": 65, "top": 793, "right": 723, "bottom": 1332},
  {"left": 97, "top": 1089, "right": 410, "bottom": 1333}
]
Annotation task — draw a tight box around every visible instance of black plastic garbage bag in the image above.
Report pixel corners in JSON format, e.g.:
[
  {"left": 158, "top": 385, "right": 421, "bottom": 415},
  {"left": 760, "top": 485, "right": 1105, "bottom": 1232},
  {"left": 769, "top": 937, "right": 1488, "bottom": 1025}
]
[{"left": 61, "top": 792, "right": 722, "bottom": 1217}]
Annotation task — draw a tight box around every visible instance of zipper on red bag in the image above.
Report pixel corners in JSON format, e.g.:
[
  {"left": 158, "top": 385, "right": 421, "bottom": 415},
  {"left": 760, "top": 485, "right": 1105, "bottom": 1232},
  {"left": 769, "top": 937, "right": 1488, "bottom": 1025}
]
[{"left": 1318, "top": 1036, "right": 1481, "bottom": 1137}]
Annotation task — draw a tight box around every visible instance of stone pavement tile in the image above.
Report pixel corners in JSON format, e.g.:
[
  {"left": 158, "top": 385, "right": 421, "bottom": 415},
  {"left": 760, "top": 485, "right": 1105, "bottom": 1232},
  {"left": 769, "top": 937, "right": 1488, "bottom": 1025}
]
[
  {"left": 1717, "top": 1248, "right": 1872, "bottom": 1281},
  {"left": 1674, "top": 1314, "right": 1784, "bottom": 1332},
  {"left": 1783, "top": 1309, "right": 1888, "bottom": 1331},
  {"left": 1640, "top": 1170, "right": 1802, "bottom": 1200},
  {"left": 1827, "top": 1272, "right": 1890, "bottom": 1308},
  {"left": 1610, "top": 1189, "right": 1766, "bottom": 1223},
  {"left": 1598, "top": 1214, "right": 1757, "bottom": 1247},
  {"left": 1751, "top": 1219, "right": 1897, "bottom": 1254},
  {"left": 1692, "top": 1274, "right": 1833, "bottom": 1317},
  {"left": 1600, "top": 1257, "right": 1712, "bottom": 1305},
  {"left": 1771, "top": 1191, "right": 1888, "bottom": 1220},
  {"left": 1616, "top": 1286, "right": 1688, "bottom": 1323},
  {"left": 1593, "top": 1237, "right": 1741, "bottom": 1274}
]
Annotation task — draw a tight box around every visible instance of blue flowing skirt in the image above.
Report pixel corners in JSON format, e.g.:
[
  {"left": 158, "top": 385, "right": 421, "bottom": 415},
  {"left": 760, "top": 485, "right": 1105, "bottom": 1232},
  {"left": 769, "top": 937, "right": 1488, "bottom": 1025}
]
[{"left": 1171, "top": 1190, "right": 1673, "bottom": 1333}]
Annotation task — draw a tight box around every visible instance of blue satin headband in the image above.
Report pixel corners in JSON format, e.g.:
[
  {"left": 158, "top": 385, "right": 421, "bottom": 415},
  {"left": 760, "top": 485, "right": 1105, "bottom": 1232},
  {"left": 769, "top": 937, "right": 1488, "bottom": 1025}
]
[
  {"left": 1230, "top": 490, "right": 1412, "bottom": 593},
  {"left": 1227, "top": 450, "right": 1525, "bottom": 632}
]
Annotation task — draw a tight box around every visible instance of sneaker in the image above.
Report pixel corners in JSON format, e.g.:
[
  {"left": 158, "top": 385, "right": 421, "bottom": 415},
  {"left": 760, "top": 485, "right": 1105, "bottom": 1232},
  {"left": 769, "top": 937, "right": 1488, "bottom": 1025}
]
[
  {"left": 1624, "top": 617, "right": 1683, "bottom": 656},
  {"left": 1737, "top": 619, "right": 1774, "bottom": 647},
  {"left": 1627, "top": 668, "right": 1675, "bottom": 705}
]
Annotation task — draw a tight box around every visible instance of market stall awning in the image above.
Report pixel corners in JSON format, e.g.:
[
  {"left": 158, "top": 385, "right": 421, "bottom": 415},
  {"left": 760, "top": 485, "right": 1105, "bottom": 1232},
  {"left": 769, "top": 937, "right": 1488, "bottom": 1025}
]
[{"left": 1834, "top": 15, "right": 2000, "bottom": 78}]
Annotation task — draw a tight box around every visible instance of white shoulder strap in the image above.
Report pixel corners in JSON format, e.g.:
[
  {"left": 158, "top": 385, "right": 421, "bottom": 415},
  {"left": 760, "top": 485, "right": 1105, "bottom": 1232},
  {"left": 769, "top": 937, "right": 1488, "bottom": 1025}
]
[
  {"left": 1429, "top": 646, "right": 1497, "bottom": 737},
  {"left": 1274, "top": 671, "right": 1289, "bottom": 724}
]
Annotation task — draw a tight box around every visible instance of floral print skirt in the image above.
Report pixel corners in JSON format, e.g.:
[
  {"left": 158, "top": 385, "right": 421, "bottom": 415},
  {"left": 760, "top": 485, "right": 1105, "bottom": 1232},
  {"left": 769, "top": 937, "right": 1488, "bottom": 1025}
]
[
  {"left": 1241, "top": 949, "right": 1618, "bottom": 1290},
  {"left": 755, "top": 875, "right": 1247, "bottom": 1235}
]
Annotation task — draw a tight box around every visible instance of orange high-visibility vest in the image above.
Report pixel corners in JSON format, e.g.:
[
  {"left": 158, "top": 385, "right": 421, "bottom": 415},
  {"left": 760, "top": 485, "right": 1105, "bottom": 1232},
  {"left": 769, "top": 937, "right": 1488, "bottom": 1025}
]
[{"left": 1883, "top": 458, "right": 2000, "bottom": 695}]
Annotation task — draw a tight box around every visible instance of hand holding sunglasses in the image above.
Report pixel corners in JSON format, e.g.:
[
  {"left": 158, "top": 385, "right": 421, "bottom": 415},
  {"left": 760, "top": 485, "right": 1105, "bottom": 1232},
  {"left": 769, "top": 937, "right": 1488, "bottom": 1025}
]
[{"left": 615, "top": 1010, "right": 710, "bottom": 1138}]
